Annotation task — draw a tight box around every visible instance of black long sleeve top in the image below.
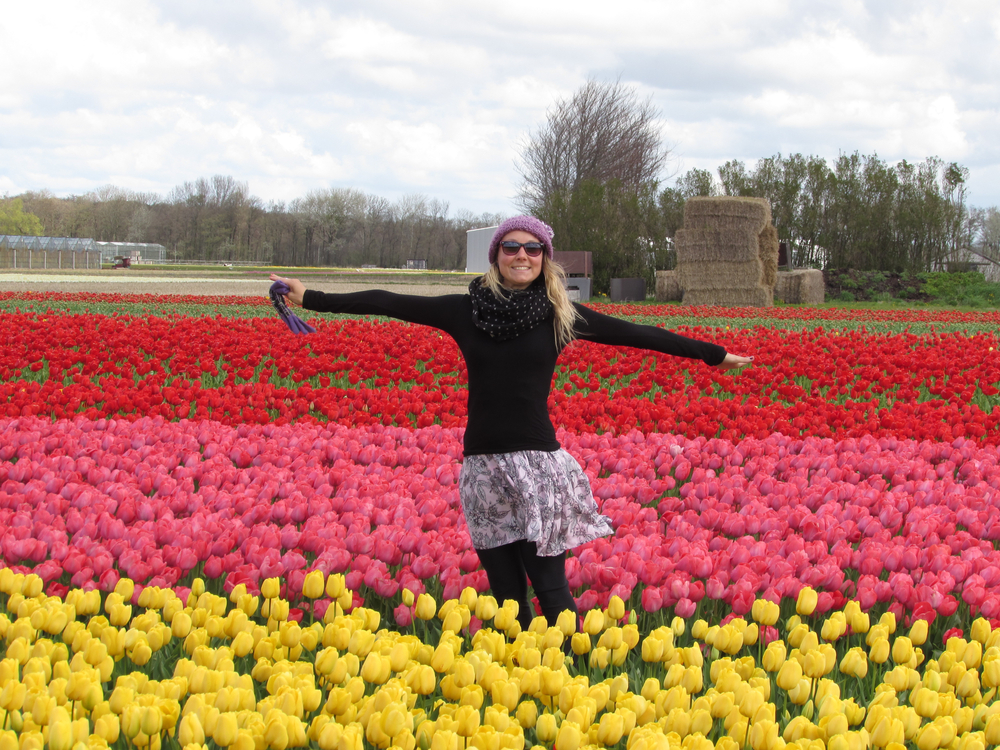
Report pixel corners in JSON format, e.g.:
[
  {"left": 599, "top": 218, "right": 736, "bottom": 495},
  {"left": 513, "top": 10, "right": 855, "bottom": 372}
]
[{"left": 302, "top": 289, "right": 727, "bottom": 456}]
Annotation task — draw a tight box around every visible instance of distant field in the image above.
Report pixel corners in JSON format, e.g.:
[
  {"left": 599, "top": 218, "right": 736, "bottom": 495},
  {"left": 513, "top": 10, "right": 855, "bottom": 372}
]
[{"left": 0, "top": 266, "right": 477, "bottom": 297}]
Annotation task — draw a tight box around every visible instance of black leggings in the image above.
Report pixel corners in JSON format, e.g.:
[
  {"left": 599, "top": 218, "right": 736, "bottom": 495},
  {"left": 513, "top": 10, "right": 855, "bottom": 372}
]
[{"left": 476, "top": 540, "right": 578, "bottom": 631}]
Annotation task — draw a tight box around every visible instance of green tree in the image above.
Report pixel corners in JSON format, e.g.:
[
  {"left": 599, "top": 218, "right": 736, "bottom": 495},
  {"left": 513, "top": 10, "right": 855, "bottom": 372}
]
[
  {"left": 712, "top": 152, "right": 974, "bottom": 273},
  {"left": 0, "top": 198, "right": 44, "bottom": 235},
  {"left": 660, "top": 168, "right": 716, "bottom": 238},
  {"left": 543, "top": 179, "right": 667, "bottom": 294},
  {"left": 516, "top": 79, "right": 670, "bottom": 293}
]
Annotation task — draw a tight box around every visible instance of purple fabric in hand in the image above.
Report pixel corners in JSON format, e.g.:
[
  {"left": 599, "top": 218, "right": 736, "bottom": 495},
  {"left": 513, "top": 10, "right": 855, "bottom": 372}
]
[{"left": 269, "top": 281, "right": 316, "bottom": 334}]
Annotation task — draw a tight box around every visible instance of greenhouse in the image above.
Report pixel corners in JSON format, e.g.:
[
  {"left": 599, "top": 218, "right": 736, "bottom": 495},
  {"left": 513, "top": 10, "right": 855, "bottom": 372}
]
[
  {"left": 0, "top": 235, "right": 167, "bottom": 268},
  {"left": 0, "top": 235, "right": 102, "bottom": 269}
]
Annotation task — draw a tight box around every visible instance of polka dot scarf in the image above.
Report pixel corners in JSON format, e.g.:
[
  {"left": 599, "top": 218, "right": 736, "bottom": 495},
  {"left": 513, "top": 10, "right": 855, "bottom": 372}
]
[{"left": 468, "top": 277, "right": 553, "bottom": 341}]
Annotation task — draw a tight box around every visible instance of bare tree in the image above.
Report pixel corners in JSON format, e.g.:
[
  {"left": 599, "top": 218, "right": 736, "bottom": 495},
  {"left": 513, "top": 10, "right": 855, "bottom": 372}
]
[{"left": 516, "top": 78, "right": 669, "bottom": 213}]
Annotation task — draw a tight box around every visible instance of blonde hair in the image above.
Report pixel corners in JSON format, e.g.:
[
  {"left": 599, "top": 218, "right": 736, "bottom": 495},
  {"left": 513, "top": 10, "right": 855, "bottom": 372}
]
[{"left": 481, "top": 257, "right": 581, "bottom": 349}]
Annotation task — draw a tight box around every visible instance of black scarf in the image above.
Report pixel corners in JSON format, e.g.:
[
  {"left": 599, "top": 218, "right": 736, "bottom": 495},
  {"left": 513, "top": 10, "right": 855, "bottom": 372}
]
[{"left": 469, "top": 277, "right": 552, "bottom": 341}]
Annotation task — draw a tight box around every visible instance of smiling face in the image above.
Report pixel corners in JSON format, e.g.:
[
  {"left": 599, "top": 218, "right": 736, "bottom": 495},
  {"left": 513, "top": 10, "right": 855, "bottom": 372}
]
[{"left": 496, "top": 230, "right": 544, "bottom": 290}]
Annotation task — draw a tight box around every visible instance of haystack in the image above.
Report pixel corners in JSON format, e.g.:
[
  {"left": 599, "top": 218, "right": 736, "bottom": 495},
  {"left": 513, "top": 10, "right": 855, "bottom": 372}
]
[
  {"left": 675, "top": 197, "right": 779, "bottom": 307},
  {"left": 774, "top": 269, "right": 825, "bottom": 304},
  {"left": 655, "top": 270, "right": 683, "bottom": 302}
]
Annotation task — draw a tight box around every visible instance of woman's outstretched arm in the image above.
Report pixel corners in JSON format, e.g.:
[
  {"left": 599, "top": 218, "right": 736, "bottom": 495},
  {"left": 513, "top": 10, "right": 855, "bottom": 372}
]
[
  {"left": 270, "top": 274, "right": 463, "bottom": 332},
  {"left": 572, "top": 303, "right": 753, "bottom": 370}
]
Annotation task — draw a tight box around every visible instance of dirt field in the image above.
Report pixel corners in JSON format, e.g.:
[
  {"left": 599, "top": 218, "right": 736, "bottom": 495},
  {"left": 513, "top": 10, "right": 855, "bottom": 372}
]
[{"left": 0, "top": 268, "right": 476, "bottom": 297}]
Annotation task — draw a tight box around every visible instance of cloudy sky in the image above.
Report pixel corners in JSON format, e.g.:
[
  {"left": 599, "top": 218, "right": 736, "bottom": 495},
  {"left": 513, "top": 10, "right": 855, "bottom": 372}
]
[{"left": 3, "top": 0, "right": 998, "bottom": 215}]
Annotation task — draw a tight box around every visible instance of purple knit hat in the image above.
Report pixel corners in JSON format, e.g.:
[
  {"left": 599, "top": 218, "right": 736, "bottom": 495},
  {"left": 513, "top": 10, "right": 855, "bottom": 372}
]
[{"left": 488, "top": 215, "right": 555, "bottom": 264}]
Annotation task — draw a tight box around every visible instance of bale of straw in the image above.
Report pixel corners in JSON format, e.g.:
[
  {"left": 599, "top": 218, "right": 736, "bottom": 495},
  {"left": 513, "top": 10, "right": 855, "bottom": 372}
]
[
  {"left": 683, "top": 196, "right": 771, "bottom": 230},
  {"left": 758, "top": 224, "right": 779, "bottom": 289},
  {"left": 797, "top": 269, "right": 825, "bottom": 304},
  {"left": 675, "top": 196, "right": 778, "bottom": 308},
  {"left": 774, "top": 270, "right": 826, "bottom": 304},
  {"left": 655, "top": 270, "right": 683, "bottom": 302},
  {"left": 773, "top": 271, "right": 798, "bottom": 304},
  {"left": 678, "top": 260, "right": 764, "bottom": 291},
  {"left": 674, "top": 228, "right": 761, "bottom": 263},
  {"left": 683, "top": 288, "right": 773, "bottom": 307}
]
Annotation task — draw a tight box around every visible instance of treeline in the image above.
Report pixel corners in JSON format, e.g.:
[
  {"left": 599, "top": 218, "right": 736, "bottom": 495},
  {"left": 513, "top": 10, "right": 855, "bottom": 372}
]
[
  {"left": 530, "top": 152, "right": 994, "bottom": 294},
  {"left": 662, "top": 152, "right": 993, "bottom": 273},
  {"left": 10, "top": 176, "right": 505, "bottom": 269},
  {"left": 7, "top": 154, "right": 998, "bottom": 278}
]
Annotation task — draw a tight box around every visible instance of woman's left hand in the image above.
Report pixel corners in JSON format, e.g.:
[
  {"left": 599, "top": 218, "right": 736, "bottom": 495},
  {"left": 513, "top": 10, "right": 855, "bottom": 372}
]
[
  {"left": 714, "top": 353, "right": 754, "bottom": 370},
  {"left": 270, "top": 274, "right": 306, "bottom": 306}
]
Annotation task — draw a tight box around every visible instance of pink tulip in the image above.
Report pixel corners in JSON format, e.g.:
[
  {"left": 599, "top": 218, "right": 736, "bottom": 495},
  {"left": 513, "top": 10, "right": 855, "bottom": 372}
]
[
  {"left": 674, "top": 597, "right": 696, "bottom": 618},
  {"left": 394, "top": 603, "right": 413, "bottom": 627},
  {"left": 641, "top": 586, "right": 663, "bottom": 613},
  {"left": 98, "top": 569, "right": 120, "bottom": 592}
]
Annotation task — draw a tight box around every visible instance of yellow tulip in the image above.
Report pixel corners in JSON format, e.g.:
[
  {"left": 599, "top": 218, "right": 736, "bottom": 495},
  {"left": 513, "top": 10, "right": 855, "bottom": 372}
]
[
  {"left": 322, "top": 574, "right": 344, "bottom": 600},
  {"left": 912, "top": 688, "right": 940, "bottom": 719},
  {"left": 582, "top": 609, "right": 605, "bottom": 635},
  {"left": 963, "top": 641, "right": 983, "bottom": 669},
  {"left": 535, "top": 714, "right": 558, "bottom": 743},
  {"left": 264, "top": 719, "right": 290, "bottom": 750},
  {"left": 909, "top": 619, "right": 929, "bottom": 647},
  {"left": 113, "top": 578, "right": 135, "bottom": 601},
  {"left": 556, "top": 609, "right": 577, "bottom": 636},
  {"left": 752, "top": 599, "right": 780, "bottom": 626},
  {"left": 170, "top": 611, "right": 192, "bottom": 639},
  {"left": 879, "top": 611, "right": 896, "bottom": 633},
  {"left": 803, "top": 649, "right": 827, "bottom": 679},
  {"left": 596, "top": 711, "right": 624, "bottom": 746},
  {"left": 589, "top": 646, "right": 610, "bottom": 670},
  {"left": 49, "top": 713, "right": 73, "bottom": 750},
  {"left": 957, "top": 669, "right": 980, "bottom": 698},
  {"left": 777, "top": 659, "right": 803, "bottom": 691},
  {"left": 796, "top": 587, "right": 818, "bottom": 616},
  {"left": 787, "top": 678, "right": 812, "bottom": 706},
  {"left": 361, "top": 652, "right": 391, "bottom": 685},
  {"left": 891, "top": 637, "right": 913, "bottom": 664},
  {"left": 869, "top": 637, "right": 890, "bottom": 664},
  {"left": 915, "top": 724, "right": 941, "bottom": 750},
  {"left": 94, "top": 714, "right": 120, "bottom": 744},
  {"left": 136, "top": 706, "right": 161, "bottom": 738},
  {"left": 475, "top": 596, "right": 498, "bottom": 621},
  {"left": 569, "top": 632, "right": 590, "bottom": 656},
  {"left": 178, "top": 714, "right": 206, "bottom": 747},
  {"left": 554, "top": 721, "right": 582, "bottom": 750},
  {"left": 850, "top": 609, "right": 870, "bottom": 634},
  {"left": 442, "top": 609, "right": 464, "bottom": 634},
  {"left": 871, "top": 717, "right": 905, "bottom": 748},
  {"left": 821, "top": 616, "right": 846, "bottom": 642},
  {"left": 762, "top": 641, "right": 787, "bottom": 672},
  {"left": 302, "top": 571, "right": 325, "bottom": 599},
  {"left": 261, "top": 578, "right": 280, "bottom": 599},
  {"left": 515, "top": 701, "right": 537, "bottom": 730},
  {"left": 430, "top": 643, "right": 455, "bottom": 673},
  {"left": 489, "top": 680, "right": 519, "bottom": 712},
  {"left": 540, "top": 667, "right": 565, "bottom": 696},
  {"left": 415, "top": 594, "right": 437, "bottom": 621},
  {"left": 212, "top": 713, "right": 238, "bottom": 747},
  {"left": 606, "top": 596, "right": 625, "bottom": 621},
  {"left": 985, "top": 715, "right": 1000, "bottom": 745}
]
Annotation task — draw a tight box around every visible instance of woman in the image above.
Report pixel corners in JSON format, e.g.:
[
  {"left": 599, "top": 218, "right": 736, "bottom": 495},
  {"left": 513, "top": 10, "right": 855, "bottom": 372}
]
[{"left": 271, "top": 215, "right": 752, "bottom": 631}]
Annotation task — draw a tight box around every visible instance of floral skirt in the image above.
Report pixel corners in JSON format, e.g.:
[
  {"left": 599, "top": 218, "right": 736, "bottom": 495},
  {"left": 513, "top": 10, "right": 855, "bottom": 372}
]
[{"left": 458, "top": 449, "right": 614, "bottom": 557}]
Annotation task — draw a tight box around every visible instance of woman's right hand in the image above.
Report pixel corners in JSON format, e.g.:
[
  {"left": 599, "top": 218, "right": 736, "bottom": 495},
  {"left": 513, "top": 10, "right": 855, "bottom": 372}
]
[
  {"left": 270, "top": 274, "right": 306, "bottom": 306},
  {"left": 714, "top": 353, "right": 754, "bottom": 370}
]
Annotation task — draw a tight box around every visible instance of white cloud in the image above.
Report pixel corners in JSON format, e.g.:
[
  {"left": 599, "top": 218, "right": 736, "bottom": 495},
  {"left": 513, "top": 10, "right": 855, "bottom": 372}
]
[{"left": 1, "top": 0, "right": 998, "bottom": 212}]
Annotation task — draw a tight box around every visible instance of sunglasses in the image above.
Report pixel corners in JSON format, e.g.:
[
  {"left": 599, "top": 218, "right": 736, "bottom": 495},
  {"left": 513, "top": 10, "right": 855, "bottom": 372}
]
[{"left": 499, "top": 241, "right": 545, "bottom": 257}]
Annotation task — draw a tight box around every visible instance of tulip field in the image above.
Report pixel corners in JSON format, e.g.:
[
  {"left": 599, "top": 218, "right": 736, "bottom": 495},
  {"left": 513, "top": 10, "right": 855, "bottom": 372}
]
[{"left": 3, "top": 291, "right": 1000, "bottom": 750}]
